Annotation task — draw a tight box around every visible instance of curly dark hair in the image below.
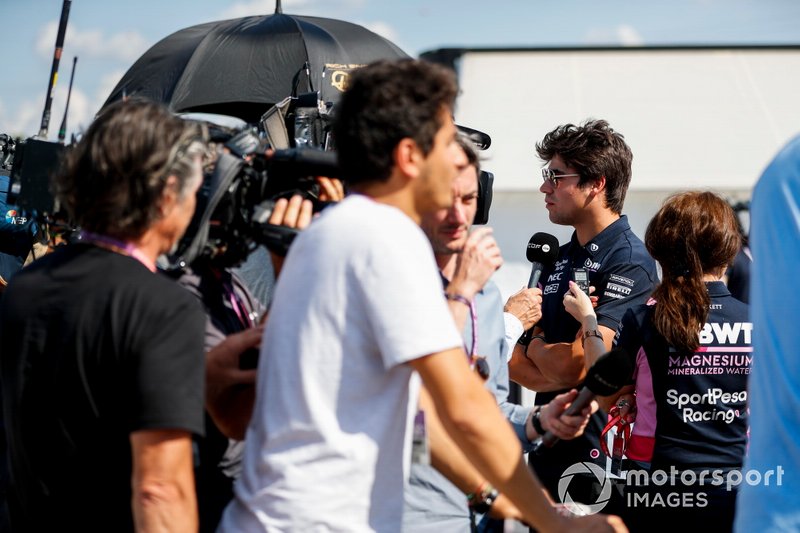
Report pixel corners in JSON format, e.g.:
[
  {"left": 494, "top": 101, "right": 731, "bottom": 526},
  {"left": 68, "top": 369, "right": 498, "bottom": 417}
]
[
  {"left": 332, "top": 59, "right": 458, "bottom": 185},
  {"left": 55, "top": 99, "right": 207, "bottom": 240},
  {"left": 645, "top": 191, "right": 741, "bottom": 352},
  {"left": 536, "top": 119, "right": 632, "bottom": 214}
]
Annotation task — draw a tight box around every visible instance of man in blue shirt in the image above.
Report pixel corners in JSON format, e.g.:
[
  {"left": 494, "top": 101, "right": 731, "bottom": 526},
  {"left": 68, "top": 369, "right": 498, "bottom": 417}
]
[
  {"left": 509, "top": 120, "right": 658, "bottom": 515},
  {"left": 735, "top": 135, "right": 800, "bottom": 533}
]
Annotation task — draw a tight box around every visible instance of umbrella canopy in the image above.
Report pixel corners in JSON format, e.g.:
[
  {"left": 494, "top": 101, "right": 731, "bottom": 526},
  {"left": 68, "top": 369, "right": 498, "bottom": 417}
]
[{"left": 102, "top": 11, "right": 409, "bottom": 123}]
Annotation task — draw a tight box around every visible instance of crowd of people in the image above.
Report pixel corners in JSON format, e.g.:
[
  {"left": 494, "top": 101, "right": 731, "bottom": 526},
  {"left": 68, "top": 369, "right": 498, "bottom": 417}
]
[{"left": 0, "top": 56, "right": 794, "bottom": 533}]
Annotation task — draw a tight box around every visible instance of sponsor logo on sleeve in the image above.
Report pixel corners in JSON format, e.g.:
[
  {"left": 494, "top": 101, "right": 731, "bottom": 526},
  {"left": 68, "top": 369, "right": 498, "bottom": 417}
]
[{"left": 608, "top": 274, "right": 634, "bottom": 287}]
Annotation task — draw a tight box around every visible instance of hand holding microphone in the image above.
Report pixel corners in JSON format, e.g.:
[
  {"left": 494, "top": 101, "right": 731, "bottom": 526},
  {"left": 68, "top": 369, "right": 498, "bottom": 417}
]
[
  {"left": 526, "top": 389, "right": 598, "bottom": 443},
  {"left": 532, "top": 347, "right": 633, "bottom": 454}
]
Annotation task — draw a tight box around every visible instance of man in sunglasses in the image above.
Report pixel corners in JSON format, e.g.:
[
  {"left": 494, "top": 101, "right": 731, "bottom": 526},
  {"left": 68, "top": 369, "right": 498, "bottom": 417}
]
[
  {"left": 405, "top": 134, "right": 600, "bottom": 532},
  {"left": 509, "top": 119, "right": 658, "bottom": 515}
]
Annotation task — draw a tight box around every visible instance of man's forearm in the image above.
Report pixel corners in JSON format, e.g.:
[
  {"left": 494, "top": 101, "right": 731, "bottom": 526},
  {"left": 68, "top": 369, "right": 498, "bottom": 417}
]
[
  {"left": 419, "top": 387, "right": 486, "bottom": 495},
  {"left": 412, "top": 350, "right": 567, "bottom": 531},
  {"left": 526, "top": 339, "right": 586, "bottom": 390},
  {"left": 508, "top": 343, "right": 574, "bottom": 392},
  {"left": 131, "top": 431, "right": 198, "bottom": 533},
  {"left": 133, "top": 485, "right": 197, "bottom": 533}
]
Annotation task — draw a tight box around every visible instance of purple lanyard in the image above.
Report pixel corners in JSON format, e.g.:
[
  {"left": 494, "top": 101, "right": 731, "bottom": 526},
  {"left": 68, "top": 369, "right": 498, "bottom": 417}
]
[
  {"left": 78, "top": 231, "right": 156, "bottom": 272},
  {"left": 466, "top": 300, "right": 478, "bottom": 358},
  {"left": 446, "top": 291, "right": 479, "bottom": 360},
  {"left": 224, "top": 280, "right": 252, "bottom": 328},
  {"left": 217, "top": 272, "right": 258, "bottom": 329}
]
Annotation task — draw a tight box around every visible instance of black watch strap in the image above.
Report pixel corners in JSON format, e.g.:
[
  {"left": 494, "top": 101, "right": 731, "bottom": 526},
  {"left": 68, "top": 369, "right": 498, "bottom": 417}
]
[{"left": 531, "top": 407, "right": 546, "bottom": 437}]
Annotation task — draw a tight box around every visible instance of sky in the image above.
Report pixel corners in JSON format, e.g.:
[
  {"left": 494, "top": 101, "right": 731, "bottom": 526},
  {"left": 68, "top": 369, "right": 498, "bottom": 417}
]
[{"left": 3, "top": 0, "right": 800, "bottom": 141}]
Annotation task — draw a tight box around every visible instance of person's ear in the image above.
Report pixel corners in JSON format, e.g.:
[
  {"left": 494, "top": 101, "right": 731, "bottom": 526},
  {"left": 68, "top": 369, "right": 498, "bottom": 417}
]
[
  {"left": 159, "top": 175, "right": 179, "bottom": 217},
  {"left": 591, "top": 175, "right": 607, "bottom": 195},
  {"left": 393, "top": 138, "right": 424, "bottom": 180}
]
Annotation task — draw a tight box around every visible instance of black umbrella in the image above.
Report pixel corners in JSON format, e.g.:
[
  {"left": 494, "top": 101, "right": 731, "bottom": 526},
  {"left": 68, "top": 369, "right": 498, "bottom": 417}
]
[{"left": 102, "top": 2, "right": 409, "bottom": 123}]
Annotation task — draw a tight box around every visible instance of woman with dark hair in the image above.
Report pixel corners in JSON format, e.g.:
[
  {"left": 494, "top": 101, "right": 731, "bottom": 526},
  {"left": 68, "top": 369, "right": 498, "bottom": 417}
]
[{"left": 563, "top": 191, "right": 751, "bottom": 532}]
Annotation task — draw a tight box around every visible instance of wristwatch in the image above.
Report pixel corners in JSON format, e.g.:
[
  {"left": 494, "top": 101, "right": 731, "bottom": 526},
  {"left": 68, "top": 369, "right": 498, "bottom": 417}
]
[
  {"left": 582, "top": 329, "right": 603, "bottom": 347},
  {"left": 530, "top": 407, "right": 546, "bottom": 437},
  {"left": 467, "top": 484, "right": 499, "bottom": 514}
]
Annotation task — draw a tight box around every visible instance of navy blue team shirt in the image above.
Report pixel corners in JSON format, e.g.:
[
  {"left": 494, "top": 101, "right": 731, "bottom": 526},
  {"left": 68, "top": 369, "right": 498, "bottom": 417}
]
[
  {"left": 529, "top": 215, "right": 658, "bottom": 494},
  {"left": 615, "top": 281, "right": 751, "bottom": 470}
]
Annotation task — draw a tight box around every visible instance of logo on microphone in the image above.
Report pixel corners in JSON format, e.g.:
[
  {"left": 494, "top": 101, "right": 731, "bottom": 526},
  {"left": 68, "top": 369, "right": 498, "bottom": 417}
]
[
  {"left": 528, "top": 243, "right": 552, "bottom": 253},
  {"left": 558, "top": 462, "right": 612, "bottom": 515}
]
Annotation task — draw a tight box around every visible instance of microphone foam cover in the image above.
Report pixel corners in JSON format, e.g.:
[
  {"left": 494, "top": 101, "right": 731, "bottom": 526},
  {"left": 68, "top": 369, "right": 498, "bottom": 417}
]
[{"left": 526, "top": 232, "right": 560, "bottom": 265}]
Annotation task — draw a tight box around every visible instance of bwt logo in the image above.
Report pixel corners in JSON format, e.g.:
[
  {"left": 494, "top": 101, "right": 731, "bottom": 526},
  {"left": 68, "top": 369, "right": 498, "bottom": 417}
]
[{"left": 699, "top": 322, "right": 752, "bottom": 345}]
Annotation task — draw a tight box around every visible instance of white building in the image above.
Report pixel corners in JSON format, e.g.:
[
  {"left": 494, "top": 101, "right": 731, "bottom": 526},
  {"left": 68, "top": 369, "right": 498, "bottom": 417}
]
[{"left": 421, "top": 45, "right": 800, "bottom": 299}]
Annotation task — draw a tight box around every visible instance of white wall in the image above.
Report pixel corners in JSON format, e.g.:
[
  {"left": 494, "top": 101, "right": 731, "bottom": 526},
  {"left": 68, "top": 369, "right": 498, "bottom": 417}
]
[
  {"left": 452, "top": 48, "right": 800, "bottom": 193},
  {"left": 441, "top": 47, "right": 781, "bottom": 298}
]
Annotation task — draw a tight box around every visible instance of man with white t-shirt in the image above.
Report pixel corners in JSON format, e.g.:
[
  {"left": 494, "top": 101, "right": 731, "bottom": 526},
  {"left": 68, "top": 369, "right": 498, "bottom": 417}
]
[{"left": 219, "top": 59, "right": 625, "bottom": 533}]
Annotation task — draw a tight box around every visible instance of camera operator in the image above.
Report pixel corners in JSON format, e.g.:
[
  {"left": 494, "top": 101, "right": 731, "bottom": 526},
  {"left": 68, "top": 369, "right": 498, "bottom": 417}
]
[{"left": 0, "top": 99, "right": 208, "bottom": 532}]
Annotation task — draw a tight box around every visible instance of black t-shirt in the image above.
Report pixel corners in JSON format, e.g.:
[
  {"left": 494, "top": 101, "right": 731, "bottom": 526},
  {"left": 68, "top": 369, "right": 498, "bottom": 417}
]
[
  {"left": 0, "top": 244, "right": 205, "bottom": 532},
  {"left": 616, "top": 282, "right": 751, "bottom": 470},
  {"left": 528, "top": 216, "right": 658, "bottom": 494}
]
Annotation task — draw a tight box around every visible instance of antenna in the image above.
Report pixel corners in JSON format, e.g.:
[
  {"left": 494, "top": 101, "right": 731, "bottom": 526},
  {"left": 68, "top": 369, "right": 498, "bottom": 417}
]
[
  {"left": 38, "top": 0, "right": 72, "bottom": 139},
  {"left": 58, "top": 56, "right": 78, "bottom": 145}
]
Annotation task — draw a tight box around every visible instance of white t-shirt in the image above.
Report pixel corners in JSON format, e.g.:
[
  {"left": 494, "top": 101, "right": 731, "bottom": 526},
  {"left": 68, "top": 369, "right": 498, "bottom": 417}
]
[{"left": 220, "top": 194, "right": 462, "bottom": 532}]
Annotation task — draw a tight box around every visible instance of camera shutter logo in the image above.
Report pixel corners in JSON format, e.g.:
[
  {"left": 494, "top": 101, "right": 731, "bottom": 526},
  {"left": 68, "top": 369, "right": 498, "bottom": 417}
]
[{"left": 558, "top": 462, "right": 612, "bottom": 515}]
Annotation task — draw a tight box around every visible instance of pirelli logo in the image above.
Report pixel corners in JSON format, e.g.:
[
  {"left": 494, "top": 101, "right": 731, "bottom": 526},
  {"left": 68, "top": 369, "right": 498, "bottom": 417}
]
[{"left": 606, "top": 282, "right": 632, "bottom": 296}]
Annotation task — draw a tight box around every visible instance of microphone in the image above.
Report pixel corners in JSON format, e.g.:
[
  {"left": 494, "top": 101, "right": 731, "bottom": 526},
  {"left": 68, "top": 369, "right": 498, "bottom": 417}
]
[
  {"left": 532, "top": 347, "right": 633, "bottom": 454},
  {"left": 526, "top": 232, "right": 559, "bottom": 288}
]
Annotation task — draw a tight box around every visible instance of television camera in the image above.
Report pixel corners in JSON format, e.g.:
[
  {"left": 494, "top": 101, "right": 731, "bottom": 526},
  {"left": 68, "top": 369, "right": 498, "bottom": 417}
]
[{"left": 3, "top": 91, "right": 497, "bottom": 274}]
